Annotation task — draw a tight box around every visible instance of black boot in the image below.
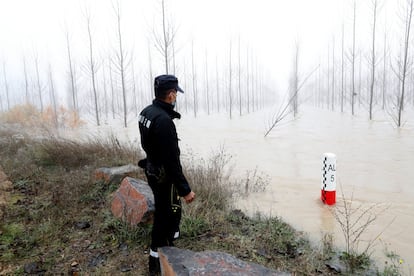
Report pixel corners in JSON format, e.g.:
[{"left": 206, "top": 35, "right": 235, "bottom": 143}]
[{"left": 149, "top": 255, "right": 160, "bottom": 276}]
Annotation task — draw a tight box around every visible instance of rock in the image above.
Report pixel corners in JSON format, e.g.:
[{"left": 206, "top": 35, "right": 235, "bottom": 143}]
[
  {"left": 88, "top": 253, "right": 106, "bottom": 268},
  {"left": 111, "top": 177, "right": 155, "bottom": 225},
  {"left": 23, "top": 262, "right": 45, "bottom": 275},
  {"left": 158, "top": 247, "right": 290, "bottom": 276},
  {"left": 95, "top": 164, "right": 140, "bottom": 185},
  {"left": 71, "top": 261, "right": 79, "bottom": 267},
  {"left": 119, "top": 243, "right": 129, "bottom": 256},
  {"left": 120, "top": 265, "right": 132, "bottom": 272},
  {"left": 325, "top": 260, "right": 346, "bottom": 273},
  {"left": 74, "top": 221, "right": 91, "bottom": 230}
]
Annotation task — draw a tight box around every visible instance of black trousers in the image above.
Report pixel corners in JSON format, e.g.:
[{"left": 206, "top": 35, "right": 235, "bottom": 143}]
[{"left": 145, "top": 171, "right": 182, "bottom": 251}]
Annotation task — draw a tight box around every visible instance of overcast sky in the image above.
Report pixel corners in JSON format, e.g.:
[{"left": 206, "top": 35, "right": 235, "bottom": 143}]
[{"left": 0, "top": 0, "right": 405, "bottom": 105}]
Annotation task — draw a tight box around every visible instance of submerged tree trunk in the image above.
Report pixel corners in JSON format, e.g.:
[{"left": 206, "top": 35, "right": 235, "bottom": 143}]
[
  {"left": 191, "top": 41, "right": 198, "bottom": 117},
  {"left": 228, "top": 40, "right": 233, "bottom": 119},
  {"left": 291, "top": 42, "right": 299, "bottom": 117},
  {"left": 238, "top": 37, "right": 242, "bottom": 116},
  {"left": 369, "top": 0, "right": 379, "bottom": 120},
  {"left": 351, "top": 0, "right": 357, "bottom": 115},
  {"left": 205, "top": 50, "right": 210, "bottom": 115},
  {"left": 215, "top": 56, "right": 220, "bottom": 113},
  {"left": 382, "top": 28, "right": 387, "bottom": 110},
  {"left": 398, "top": 0, "right": 414, "bottom": 126},
  {"left": 109, "top": 58, "right": 116, "bottom": 120},
  {"left": 341, "top": 23, "right": 345, "bottom": 113},
  {"left": 246, "top": 46, "right": 250, "bottom": 114},
  {"left": 331, "top": 37, "right": 335, "bottom": 111}
]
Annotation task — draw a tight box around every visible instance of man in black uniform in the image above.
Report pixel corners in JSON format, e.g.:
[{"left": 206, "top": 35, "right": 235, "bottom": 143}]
[{"left": 138, "top": 74, "right": 196, "bottom": 275}]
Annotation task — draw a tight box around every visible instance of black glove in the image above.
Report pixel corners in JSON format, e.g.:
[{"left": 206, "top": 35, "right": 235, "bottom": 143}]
[{"left": 138, "top": 158, "right": 147, "bottom": 169}]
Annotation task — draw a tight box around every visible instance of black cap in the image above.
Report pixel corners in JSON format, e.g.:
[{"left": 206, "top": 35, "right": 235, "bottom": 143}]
[{"left": 154, "top": 74, "right": 184, "bottom": 94}]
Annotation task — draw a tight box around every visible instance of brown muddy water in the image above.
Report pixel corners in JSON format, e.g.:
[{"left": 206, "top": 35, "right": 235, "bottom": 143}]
[{"left": 70, "top": 106, "right": 414, "bottom": 272}]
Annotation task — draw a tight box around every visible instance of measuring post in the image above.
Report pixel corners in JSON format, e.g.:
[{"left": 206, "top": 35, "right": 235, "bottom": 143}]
[{"left": 321, "top": 153, "right": 336, "bottom": 205}]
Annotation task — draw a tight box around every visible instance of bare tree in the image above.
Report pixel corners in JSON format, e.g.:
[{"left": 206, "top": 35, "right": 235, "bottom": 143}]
[
  {"left": 154, "top": 0, "right": 177, "bottom": 74},
  {"left": 331, "top": 37, "right": 335, "bottom": 111},
  {"left": 147, "top": 39, "right": 154, "bottom": 103},
  {"left": 369, "top": 0, "right": 381, "bottom": 120},
  {"left": 112, "top": 0, "right": 129, "bottom": 127},
  {"left": 327, "top": 43, "right": 331, "bottom": 109},
  {"left": 238, "top": 36, "right": 242, "bottom": 116},
  {"left": 48, "top": 63, "right": 59, "bottom": 128},
  {"left": 228, "top": 40, "right": 233, "bottom": 119},
  {"left": 102, "top": 61, "right": 109, "bottom": 122},
  {"left": 251, "top": 52, "right": 256, "bottom": 112},
  {"left": 351, "top": 0, "right": 357, "bottom": 115},
  {"left": 131, "top": 61, "right": 138, "bottom": 117},
  {"left": 382, "top": 28, "right": 388, "bottom": 110},
  {"left": 253, "top": 57, "right": 260, "bottom": 110},
  {"left": 172, "top": 39, "right": 177, "bottom": 75},
  {"left": 397, "top": 0, "right": 414, "bottom": 126},
  {"left": 246, "top": 46, "right": 250, "bottom": 113},
  {"left": 0, "top": 87, "right": 3, "bottom": 112},
  {"left": 64, "top": 24, "right": 78, "bottom": 113},
  {"left": 264, "top": 66, "right": 318, "bottom": 137},
  {"left": 355, "top": 50, "right": 363, "bottom": 107},
  {"left": 182, "top": 60, "right": 189, "bottom": 113},
  {"left": 191, "top": 40, "right": 198, "bottom": 117},
  {"left": 34, "top": 53, "right": 44, "bottom": 113},
  {"left": 358, "top": 51, "right": 362, "bottom": 108},
  {"left": 205, "top": 49, "right": 210, "bottom": 115},
  {"left": 84, "top": 7, "right": 100, "bottom": 126},
  {"left": 290, "top": 42, "right": 300, "bottom": 117},
  {"left": 108, "top": 57, "right": 116, "bottom": 120},
  {"left": 341, "top": 22, "right": 345, "bottom": 112},
  {"left": 215, "top": 55, "right": 220, "bottom": 113},
  {"left": 2, "top": 61, "right": 10, "bottom": 111},
  {"left": 22, "top": 56, "right": 30, "bottom": 104}
]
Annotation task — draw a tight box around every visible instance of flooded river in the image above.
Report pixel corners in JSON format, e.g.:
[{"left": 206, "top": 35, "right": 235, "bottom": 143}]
[
  {"left": 176, "top": 106, "right": 414, "bottom": 272},
  {"left": 74, "top": 105, "right": 414, "bottom": 272}
]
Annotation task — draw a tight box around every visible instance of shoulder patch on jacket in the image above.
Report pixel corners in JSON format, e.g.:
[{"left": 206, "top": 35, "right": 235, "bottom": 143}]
[{"left": 139, "top": 115, "right": 151, "bottom": 128}]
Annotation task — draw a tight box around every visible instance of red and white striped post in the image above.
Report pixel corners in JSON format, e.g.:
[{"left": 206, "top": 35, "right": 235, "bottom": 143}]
[{"left": 321, "top": 153, "right": 336, "bottom": 205}]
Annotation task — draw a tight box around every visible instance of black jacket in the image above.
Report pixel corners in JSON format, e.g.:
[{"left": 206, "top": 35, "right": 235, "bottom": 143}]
[{"left": 139, "top": 99, "right": 191, "bottom": 197}]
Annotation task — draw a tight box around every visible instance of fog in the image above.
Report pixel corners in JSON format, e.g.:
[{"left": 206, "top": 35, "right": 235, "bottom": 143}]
[
  {"left": 0, "top": 0, "right": 407, "bottom": 111},
  {"left": 2, "top": 0, "right": 414, "bottom": 272}
]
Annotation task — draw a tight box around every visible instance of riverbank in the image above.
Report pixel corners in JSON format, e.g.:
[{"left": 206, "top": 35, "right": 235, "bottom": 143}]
[{"left": 0, "top": 125, "right": 404, "bottom": 275}]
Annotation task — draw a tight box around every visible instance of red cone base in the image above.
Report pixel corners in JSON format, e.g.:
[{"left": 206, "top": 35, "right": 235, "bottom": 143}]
[{"left": 321, "top": 190, "right": 336, "bottom": 205}]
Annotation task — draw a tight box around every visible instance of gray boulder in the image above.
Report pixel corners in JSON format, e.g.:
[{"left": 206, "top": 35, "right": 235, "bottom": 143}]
[{"left": 158, "top": 247, "right": 291, "bottom": 276}]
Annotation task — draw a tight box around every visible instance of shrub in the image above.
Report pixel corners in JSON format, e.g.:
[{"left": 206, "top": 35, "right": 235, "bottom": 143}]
[{"left": 0, "top": 104, "right": 84, "bottom": 130}]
